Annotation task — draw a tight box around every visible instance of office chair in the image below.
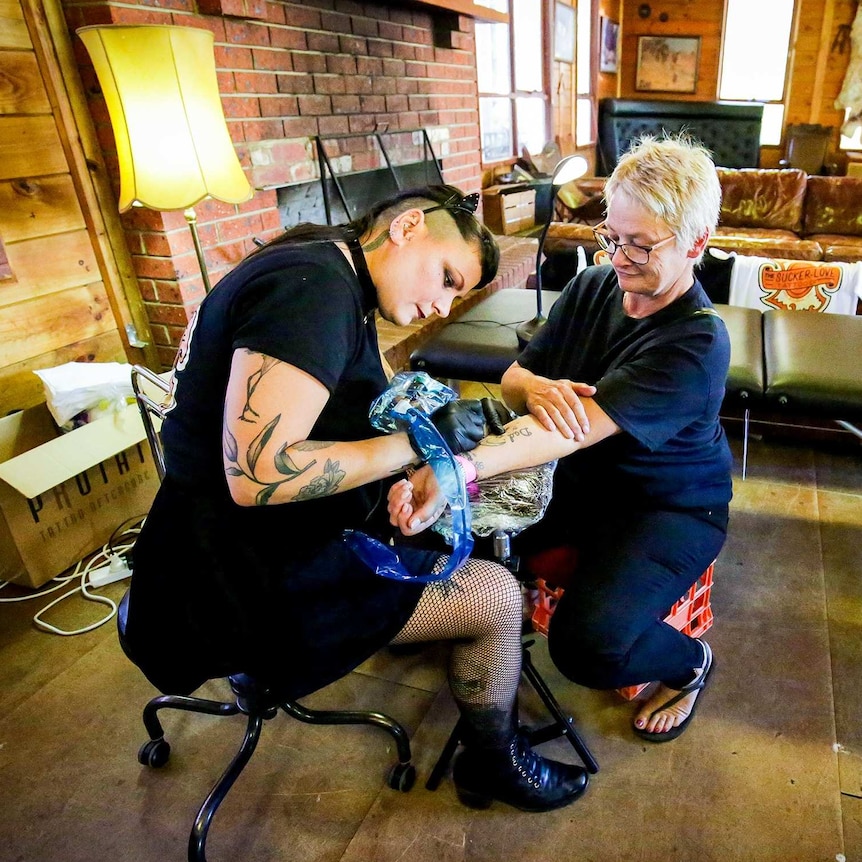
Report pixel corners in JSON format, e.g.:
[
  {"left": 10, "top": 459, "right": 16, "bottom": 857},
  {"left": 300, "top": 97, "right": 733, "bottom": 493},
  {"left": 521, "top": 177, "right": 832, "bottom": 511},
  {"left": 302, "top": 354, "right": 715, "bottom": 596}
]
[{"left": 125, "top": 365, "right": 415, "bottom": 862}]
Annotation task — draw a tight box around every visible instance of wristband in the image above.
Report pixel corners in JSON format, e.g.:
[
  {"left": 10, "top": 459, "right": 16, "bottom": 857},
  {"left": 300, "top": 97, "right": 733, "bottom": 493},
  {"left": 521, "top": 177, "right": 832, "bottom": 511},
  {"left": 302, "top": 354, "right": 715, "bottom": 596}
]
[{"left": 454, "top": 454, "right": 477, "bottom": 484}]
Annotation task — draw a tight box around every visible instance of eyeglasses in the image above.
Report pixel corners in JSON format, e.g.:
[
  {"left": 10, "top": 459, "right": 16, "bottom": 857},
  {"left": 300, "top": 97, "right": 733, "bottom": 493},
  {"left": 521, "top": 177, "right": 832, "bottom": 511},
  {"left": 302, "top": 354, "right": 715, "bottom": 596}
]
[
  {"left": 592, "top": 222, "right": 676, "bottom": 265},
  {"left": 422, "top": 191, "right": 480, "bottom": 218}
]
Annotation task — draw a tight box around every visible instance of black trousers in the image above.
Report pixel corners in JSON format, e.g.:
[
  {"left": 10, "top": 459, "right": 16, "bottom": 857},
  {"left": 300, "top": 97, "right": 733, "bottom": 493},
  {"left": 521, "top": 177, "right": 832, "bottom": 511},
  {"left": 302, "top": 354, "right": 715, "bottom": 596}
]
[{"left": 511, "top": 498, "right": 729, "bottom": 691}]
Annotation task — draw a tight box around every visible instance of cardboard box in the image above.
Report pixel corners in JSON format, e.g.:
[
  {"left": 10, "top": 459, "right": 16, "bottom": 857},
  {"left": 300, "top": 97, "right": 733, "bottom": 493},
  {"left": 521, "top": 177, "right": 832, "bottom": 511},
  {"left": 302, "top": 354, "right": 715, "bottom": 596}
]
[
  {"left": 0, "top": 403, "right": 160, "bottom": 588},
  {"left": 482, "top": 184, "right": 536, "bottom": 235}
]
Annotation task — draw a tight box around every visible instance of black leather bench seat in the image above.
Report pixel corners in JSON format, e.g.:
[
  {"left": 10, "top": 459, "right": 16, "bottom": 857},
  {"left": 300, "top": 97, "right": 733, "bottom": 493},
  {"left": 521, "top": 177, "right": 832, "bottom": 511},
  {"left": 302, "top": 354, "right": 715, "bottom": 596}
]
[
  {"left": 410, "top": 289, "right": 560, "bottom": 384},
  {"left": 764, "top": 310, "right": 862, "bottom": 418}
]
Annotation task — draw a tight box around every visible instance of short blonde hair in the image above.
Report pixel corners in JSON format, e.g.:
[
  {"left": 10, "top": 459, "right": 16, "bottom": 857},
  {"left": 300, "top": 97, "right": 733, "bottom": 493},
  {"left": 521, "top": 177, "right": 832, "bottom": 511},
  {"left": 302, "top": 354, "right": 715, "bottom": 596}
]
[{"left": 604, "top": 134, "right": 721, "bottom": 263}]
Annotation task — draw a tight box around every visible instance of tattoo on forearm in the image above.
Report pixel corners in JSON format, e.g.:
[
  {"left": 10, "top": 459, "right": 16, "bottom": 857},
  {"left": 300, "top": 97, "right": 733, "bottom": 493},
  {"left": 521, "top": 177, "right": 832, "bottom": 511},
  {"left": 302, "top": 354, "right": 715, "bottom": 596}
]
[
  {"left": 224, "top": 414, "right": 318, "bottom": 505},
  {"left": 388, "top": 459, "right": 415, "bottom": 476},
  {"left": 294, "top": 459, "right": 347, "bottom": 501},
  {"left": 476, "top": 425, "right": 533, "bottom": 451},
  {"left": 294, "top": 440, "right": 336, "bottom": 451},
  {"left": 239, "top": 353, "right": 279, "bottom": 423}
]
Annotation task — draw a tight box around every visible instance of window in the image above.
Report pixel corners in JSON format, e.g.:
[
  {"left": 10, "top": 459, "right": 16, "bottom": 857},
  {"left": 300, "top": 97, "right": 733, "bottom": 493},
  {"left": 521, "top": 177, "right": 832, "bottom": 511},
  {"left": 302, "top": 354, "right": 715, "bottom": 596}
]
[
  {"left": 839, "top": 109, "right": 862, "bottom": 150},
  {"left": 574, "top": 0, "right": 592, "bottom": 146},
  {"left": 718, "top": 0, "right": 795, "bottom": 146},
  {"left": 476, "top": 0, "right": 549, "bottom": 162}
]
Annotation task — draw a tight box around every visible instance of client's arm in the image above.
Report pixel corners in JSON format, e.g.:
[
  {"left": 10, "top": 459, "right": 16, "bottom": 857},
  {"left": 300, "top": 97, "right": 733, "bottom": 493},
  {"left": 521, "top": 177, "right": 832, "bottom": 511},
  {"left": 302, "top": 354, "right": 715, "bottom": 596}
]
[
  {"left": 389, "top": 400, "right": 620, "bottom": 536},
  {"left": 501, "top": 360, "right": 596, "bottom": 440}
]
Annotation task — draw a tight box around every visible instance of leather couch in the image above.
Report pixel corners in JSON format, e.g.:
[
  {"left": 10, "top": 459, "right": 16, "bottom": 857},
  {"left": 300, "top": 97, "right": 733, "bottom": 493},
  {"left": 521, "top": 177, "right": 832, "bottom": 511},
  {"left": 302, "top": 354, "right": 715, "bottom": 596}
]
[
  {"left": 543, "top": 169, "right": 862, "bottom": 264},
  {"left": 597, "top": 99, "right": 764, "bottom": 174},
  {"left": 712, "top": 169, "right": 862, "bottom": 261}
]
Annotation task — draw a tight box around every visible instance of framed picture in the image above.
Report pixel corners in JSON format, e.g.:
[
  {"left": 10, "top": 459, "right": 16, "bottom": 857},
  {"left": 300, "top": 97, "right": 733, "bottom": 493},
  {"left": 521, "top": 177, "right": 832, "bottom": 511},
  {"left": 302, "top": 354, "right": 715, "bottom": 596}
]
[
  {"left": 554, "top": 2, "right": 575, "bottom": 64},
  {"left": 636, "top": 35, "right": 701, "bottom": 94},
  {"left": 599, "top": 18, "right": 619, "bottom": 74}
]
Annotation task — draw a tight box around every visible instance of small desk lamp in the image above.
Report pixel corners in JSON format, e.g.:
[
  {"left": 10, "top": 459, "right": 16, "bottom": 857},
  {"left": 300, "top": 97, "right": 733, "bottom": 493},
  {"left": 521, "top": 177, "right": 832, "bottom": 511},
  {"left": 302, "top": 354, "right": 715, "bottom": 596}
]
[
  {"left": 77, "top": 24, "right": 253, "bottom": 294},
  {"left": 516, "top": 155, "right": 589, "bottom": 347}
]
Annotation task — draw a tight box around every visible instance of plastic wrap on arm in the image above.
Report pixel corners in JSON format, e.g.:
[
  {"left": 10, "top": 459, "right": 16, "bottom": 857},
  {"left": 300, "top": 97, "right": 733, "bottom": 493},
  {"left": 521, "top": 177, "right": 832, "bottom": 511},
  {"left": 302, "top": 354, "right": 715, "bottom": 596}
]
[{"left": 433, "top": 461, "right": 557, "bottom": 542}]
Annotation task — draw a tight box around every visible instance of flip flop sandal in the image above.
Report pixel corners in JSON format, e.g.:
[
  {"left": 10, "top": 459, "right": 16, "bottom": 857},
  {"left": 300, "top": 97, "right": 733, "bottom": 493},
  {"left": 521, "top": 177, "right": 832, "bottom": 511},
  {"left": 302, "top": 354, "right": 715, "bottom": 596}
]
[{"left": 633, "top": 640, "right": 714, "bottom": 744}]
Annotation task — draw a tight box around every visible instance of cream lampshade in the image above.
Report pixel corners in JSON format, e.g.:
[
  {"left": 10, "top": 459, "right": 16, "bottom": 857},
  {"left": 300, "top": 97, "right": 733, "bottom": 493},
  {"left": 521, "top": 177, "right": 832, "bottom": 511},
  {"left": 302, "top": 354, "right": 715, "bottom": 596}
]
[{"left": 77, "top": 24, "right": 253, "bottom": 292}]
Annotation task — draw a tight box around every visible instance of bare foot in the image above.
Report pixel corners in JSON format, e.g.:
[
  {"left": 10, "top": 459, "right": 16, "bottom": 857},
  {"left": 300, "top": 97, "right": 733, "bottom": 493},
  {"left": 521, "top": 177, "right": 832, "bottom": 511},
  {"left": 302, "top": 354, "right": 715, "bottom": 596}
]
[
  {"left": 633, "top": 641, "right": 712, "bottom": 737},
  {"left": 633, "top": 683, "right": 700, "bottom": 734}
]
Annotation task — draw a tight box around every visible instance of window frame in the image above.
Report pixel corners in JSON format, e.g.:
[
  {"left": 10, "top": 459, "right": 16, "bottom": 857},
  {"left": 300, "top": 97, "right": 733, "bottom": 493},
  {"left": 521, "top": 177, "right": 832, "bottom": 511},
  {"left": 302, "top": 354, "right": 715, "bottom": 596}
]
[
  {"left": 717, "top": 0, "right": 797, "bottom": 148},
  {"left": 476, "top": 0, "right": 553, "bottom": 167}
]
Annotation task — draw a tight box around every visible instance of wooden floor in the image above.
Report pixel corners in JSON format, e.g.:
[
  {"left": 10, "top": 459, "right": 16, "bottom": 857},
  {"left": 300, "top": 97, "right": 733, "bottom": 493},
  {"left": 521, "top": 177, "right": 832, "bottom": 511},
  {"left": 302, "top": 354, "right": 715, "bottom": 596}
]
[{"left": 0, "top": 390, "right": 861, "bottom": 862}]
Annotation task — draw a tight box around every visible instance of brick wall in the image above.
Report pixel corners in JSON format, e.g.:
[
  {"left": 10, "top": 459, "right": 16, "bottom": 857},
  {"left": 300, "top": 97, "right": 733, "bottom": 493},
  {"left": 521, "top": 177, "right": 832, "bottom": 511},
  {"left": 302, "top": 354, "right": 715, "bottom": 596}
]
[{"left": 62, "top": 0, "right": 484, "bottom": 367}]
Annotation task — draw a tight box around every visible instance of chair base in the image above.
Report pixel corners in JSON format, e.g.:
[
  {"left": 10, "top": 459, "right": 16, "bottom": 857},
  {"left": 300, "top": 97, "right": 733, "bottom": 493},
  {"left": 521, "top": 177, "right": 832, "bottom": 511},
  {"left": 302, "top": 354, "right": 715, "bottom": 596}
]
[
  {"left": 426, "top": 638, "right": 599, "bottom": 793},
  {"left": 137, "top": 676, "right": 414, "bottom": 862}
]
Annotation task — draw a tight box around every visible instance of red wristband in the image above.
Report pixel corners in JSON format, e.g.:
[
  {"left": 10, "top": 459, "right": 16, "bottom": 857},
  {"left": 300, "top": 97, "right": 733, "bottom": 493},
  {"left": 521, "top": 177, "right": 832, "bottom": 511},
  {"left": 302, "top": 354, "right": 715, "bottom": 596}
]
[{"left": 453, "top": 454, "right": 477, "bottom": 484}]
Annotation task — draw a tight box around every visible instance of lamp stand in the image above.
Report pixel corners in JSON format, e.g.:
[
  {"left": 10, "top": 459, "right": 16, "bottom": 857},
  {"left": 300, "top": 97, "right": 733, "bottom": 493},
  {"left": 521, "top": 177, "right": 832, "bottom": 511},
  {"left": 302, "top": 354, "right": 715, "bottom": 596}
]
[
  {"left": 515, "top": 155, "right": 589, "bottom": 349},
  {"left": 515, "top": 209, "right": 554, "bottom": 349},
  {"left": 185, "top": 207, "right": 212, "bottom": 294}
]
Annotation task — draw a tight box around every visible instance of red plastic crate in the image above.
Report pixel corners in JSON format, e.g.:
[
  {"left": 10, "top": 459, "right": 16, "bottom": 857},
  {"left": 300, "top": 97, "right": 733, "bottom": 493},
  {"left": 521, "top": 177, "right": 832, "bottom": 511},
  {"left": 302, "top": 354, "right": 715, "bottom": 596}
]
[{"left": 530, "top": 561, "right": 715, "bottom": 701}]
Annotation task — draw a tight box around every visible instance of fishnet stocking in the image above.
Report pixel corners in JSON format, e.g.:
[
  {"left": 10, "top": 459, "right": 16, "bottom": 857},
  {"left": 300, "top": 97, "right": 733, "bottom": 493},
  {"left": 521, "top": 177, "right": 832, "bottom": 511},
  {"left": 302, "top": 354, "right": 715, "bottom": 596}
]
[{"left": 391, "top": 557, "right": 522, "bottom": 712}]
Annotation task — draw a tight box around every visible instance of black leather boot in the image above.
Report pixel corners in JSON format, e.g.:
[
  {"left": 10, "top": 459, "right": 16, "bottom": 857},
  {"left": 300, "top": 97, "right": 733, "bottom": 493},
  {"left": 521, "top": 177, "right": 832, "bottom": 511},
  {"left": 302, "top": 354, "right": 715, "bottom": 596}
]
[{"left": 453, "top": 730, "right": 589, "bottom": 812}]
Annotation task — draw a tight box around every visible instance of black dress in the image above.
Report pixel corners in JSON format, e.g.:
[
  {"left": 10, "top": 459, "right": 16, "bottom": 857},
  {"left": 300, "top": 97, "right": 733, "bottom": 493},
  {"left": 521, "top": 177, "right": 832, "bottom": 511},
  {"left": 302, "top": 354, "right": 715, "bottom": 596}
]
[{"left": 126, "top": 241, "right": 433, "bottom": 697}]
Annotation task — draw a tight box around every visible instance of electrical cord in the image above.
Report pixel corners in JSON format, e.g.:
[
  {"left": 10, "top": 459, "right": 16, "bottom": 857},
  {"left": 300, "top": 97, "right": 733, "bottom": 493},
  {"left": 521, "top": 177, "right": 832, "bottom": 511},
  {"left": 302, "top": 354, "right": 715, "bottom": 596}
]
[{"left": 0, "top": 515, "right": 146, "bottom": 636}]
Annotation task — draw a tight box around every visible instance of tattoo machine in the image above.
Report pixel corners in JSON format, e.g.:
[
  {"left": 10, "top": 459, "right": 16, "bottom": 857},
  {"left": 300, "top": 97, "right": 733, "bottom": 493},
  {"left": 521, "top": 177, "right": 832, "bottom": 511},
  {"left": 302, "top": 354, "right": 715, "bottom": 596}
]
[{"left": 343, "top": 372, "right": 473, "bottom": 583}]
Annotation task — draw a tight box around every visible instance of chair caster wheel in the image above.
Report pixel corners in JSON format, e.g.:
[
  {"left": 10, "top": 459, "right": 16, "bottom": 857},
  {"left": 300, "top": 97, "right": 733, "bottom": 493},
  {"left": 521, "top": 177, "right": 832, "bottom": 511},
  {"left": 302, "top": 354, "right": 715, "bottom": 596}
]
[
  {"left": 388, "top": 762, "right": 416, "bottom": 792},
  {"left": 138, "top": 738, "right": 171, "bottom": 768}
]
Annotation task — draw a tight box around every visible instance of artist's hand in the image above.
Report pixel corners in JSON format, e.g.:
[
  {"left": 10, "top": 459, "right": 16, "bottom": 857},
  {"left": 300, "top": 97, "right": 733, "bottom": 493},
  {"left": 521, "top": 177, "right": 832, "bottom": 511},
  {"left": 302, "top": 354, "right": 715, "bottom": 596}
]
[
  {"left": 388, "top": 466, "right": 446, "bottom": 535},
  {"left": 522, "top": 375, "right": 596, "bottom": 440},
  {"left": 430, "top": 399, "right": 485, "bottom": 453},
  {"left": 480, "top": 397, "right": 517, "bottom": 435}
]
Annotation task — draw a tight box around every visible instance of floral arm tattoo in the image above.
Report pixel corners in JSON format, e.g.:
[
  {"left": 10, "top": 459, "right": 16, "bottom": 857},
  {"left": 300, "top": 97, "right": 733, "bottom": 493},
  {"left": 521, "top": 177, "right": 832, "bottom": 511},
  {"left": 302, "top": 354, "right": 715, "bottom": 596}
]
[{"left": 224, "top": 354, "right": 345, "bottom": 506}]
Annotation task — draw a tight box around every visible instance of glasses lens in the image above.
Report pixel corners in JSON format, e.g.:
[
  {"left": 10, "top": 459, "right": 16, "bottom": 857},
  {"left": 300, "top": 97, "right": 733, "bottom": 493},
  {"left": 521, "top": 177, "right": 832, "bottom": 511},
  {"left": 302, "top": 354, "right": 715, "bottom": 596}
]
[
  {"left": 594, "top": 231, "right": 651, "bottom": 265},
  {"left": 626, "top": 245, "right": 649, "bottom": 265}
]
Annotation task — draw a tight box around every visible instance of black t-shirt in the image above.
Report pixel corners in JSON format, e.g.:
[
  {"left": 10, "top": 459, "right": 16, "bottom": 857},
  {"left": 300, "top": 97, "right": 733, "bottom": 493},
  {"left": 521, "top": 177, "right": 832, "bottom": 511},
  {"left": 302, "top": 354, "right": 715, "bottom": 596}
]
[
  {"left": 127, "top": 241, "right": 431, "bottom": 697},
  {"left": 162, "top": 240, "right": 389, "bottom": 550},
  {"left": 518, "top": 265, "right": 733, "bottom": 510}
]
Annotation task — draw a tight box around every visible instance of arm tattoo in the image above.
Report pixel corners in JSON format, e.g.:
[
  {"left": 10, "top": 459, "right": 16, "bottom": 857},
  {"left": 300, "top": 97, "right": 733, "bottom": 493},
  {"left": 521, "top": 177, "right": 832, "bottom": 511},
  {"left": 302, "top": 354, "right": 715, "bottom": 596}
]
[
  {"left": 239, "top": 353, "right": 279, "bottom": 423},
  {"left": 294, "top": 459, "right": 347, "bottom": 501},
  {"left": 225, "top": 355, "right": 353, "bottom": 505},
  {"left": 224, "top": 414, "right": 318, "bottom": 506}
]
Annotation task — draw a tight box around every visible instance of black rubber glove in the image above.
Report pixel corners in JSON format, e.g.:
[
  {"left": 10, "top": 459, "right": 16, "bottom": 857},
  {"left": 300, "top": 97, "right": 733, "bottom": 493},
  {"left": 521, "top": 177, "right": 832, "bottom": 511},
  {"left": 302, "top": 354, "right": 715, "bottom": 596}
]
[
  {"left": 429, "top": 399, "right": 486, "bottom": 454},
  {"left": 480, "top": 397, "right": 517, "bottom": 435}
]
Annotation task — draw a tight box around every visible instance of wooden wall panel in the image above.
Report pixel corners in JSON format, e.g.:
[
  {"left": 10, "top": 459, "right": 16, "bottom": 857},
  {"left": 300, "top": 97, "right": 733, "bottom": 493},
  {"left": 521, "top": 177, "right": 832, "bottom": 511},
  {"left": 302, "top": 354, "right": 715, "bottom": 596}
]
[
  {"left": 2, "top": 230, "right": 100, "bottom": 307},
  {"left": 619, "top": 0, "right": 724, "bottom": 102},
  {"left": 0, "top": 175, "right": 85, "bottom": 242},
  {"left": 0, "top": 51, "right": 49, "bottom": 112},
  {"left": 0, "top": 0, "right": 155, "bottom": 416},
  {"left": 0, "top": 0, "right": 30, "bottom": 49},
  {"left": 0, "top": 117, "right": 68, "bottom": 179},
  {"left": 0, "top": 282, "right": 115, "bottom": 367},
  {"left": 0, "top": 330, "right": 126, "bottom": 411}
]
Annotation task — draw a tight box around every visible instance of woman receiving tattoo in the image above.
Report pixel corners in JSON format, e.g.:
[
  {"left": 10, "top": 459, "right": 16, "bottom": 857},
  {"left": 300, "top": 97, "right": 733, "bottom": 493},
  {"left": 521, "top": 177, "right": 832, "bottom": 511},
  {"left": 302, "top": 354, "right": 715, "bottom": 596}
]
[
  {"left": 125, "top": 185, "right": 589, "bottom": 813},
  {"left": 390, "top": 137, "right": 732, "bottom": 748}
]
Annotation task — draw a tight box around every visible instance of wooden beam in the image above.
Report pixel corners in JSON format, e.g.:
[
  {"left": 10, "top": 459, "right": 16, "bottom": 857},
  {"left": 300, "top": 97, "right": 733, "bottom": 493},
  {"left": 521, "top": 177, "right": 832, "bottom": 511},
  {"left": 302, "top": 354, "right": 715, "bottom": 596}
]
[
  {"left": 22, "top": 0, "right": 159, "bottom": 370},
  {"left": 409, "top": 0, "right": 508, "bottom": 23},
  {"left": 810, "top": 0, "right": 835, "bottom": 123}
]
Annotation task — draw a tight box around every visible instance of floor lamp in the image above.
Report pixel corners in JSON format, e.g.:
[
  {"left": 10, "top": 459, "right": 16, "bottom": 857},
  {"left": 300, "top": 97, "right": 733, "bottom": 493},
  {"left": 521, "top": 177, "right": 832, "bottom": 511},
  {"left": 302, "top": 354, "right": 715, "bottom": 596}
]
[
  {"left": 515, "top": 155, "right": 589, "bottom": 347},
  {"left": 77, "top": 24, "right": 253, "bottom": 294}
]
